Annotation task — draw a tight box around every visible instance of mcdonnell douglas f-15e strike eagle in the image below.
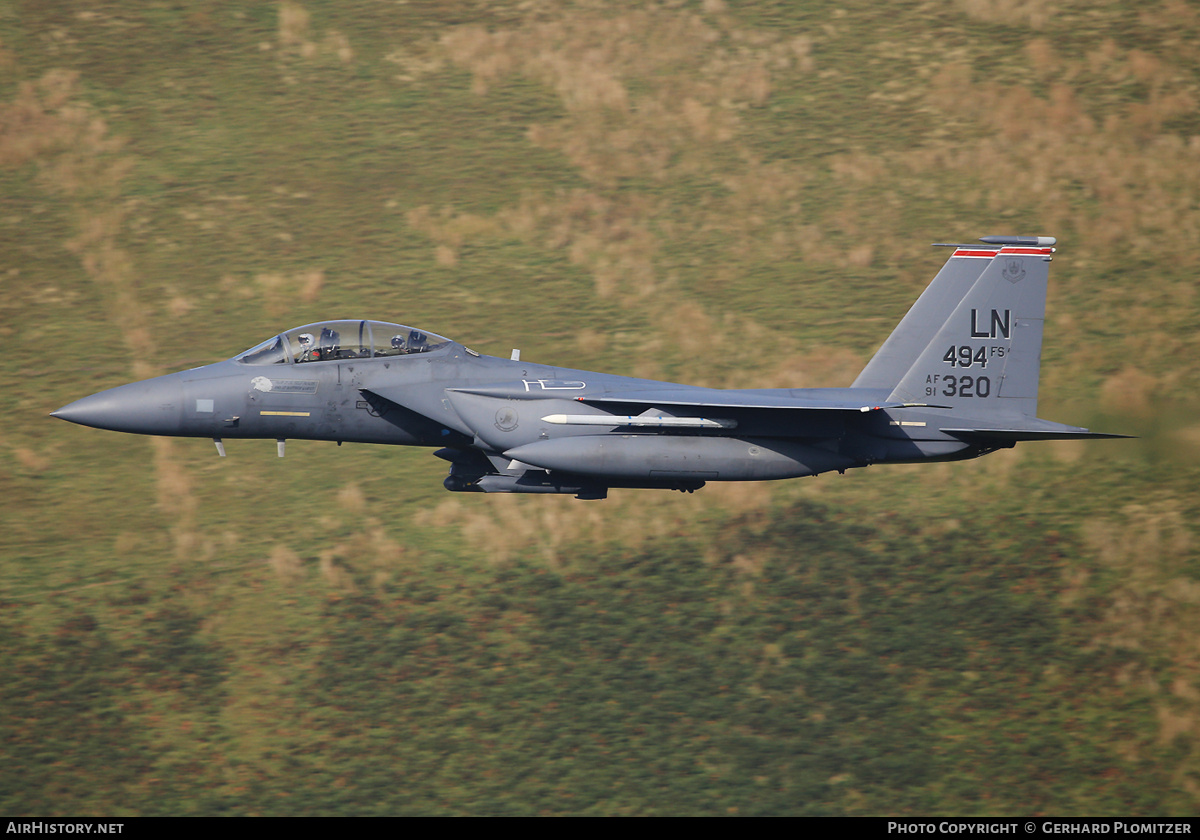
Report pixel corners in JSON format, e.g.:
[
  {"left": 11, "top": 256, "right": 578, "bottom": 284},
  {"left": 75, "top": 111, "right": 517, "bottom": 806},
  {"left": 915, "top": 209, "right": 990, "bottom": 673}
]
[{"left": 53, "top": 236, "right": 1125, "bottom": 500}]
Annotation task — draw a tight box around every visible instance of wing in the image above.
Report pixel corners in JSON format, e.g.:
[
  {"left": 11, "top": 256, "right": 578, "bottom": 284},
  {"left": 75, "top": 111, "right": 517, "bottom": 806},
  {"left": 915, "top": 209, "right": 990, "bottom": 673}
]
[
  {"left": 369, "top": 379, "right": 940, "bottom": 441},
  {"left": 575, "top": 388, "right": 926, "bottom": 414}
]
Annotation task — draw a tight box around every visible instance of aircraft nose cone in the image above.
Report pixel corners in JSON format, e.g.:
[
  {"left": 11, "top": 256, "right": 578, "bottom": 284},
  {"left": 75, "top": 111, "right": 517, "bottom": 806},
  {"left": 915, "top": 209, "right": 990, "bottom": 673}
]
[{"left": 51, "top": 375, "right": 185, "bottom": 435}]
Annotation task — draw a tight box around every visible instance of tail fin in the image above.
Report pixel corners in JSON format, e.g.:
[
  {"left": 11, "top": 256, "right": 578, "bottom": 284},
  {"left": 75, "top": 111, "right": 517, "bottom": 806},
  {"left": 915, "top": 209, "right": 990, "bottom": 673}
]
[
  {"left": 883, "top": 237, "right": 1057, "bottom": 419},
  {"left": 852, "top": 245, "right": 995, "bottom": 389}
]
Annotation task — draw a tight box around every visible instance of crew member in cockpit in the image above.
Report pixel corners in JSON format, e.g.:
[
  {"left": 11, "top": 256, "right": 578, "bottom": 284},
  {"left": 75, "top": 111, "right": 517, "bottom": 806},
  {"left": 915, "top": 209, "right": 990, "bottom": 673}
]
[
  {"left": 297, "top": 332, "right": 316, "bottom": 362},
  {"left": 318, "top": 327, "right": 340, "bottom": 360}
]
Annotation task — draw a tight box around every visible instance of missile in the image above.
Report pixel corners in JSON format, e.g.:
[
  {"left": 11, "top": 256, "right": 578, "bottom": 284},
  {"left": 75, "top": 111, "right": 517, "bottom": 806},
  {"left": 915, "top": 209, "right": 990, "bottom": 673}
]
[{"left": 540, "top": 414, "right": 736, "bottom": 429}]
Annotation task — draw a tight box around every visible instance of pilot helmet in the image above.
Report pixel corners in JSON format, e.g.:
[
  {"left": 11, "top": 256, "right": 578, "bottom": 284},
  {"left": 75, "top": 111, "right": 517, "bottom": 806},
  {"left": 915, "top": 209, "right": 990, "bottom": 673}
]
[
  {"left": 391, "top": 334, "right": 406, "bottom": 349},
  {"left": 298, "top": 333, "right": 314, "bottom": 347}
]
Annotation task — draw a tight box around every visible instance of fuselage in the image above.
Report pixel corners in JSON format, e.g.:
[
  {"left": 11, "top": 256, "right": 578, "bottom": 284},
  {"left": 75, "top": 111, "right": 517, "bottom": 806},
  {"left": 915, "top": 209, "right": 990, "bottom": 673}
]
[
  {"left": 52, "top": 239, "right": 1124, "bottom": 498},
  {"left": 52, "top": 319, "right": 993, "bottom": 488}
]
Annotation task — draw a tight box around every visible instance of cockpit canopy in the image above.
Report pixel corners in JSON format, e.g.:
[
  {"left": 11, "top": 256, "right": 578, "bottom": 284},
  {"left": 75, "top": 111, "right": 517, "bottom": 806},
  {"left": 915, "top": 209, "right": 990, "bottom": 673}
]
[{"left": 236, "top": 320, "right": 451, "bottom": 365}]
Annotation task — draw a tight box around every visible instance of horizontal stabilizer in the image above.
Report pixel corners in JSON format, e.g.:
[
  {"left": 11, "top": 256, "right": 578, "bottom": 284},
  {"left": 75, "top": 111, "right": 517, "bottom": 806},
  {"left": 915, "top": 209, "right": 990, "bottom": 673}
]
[{"left": 942, "top": 425, "right": 1132, "bottom": 442}]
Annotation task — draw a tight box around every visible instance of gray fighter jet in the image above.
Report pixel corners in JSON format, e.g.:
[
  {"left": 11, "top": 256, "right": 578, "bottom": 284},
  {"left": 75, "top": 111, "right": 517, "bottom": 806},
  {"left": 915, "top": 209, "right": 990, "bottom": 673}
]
[{"left": 53, "top": 236, "right": 1125, "bottom": 499}]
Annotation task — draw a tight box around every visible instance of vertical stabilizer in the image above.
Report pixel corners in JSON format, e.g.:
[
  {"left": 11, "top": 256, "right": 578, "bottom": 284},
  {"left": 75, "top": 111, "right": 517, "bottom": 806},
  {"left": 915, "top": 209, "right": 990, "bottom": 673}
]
[
  {"left": 886, "top": 242, "right": 1055, "bottom": 419},
  {"left": 852, "top": 246, "right": 995, "bottom": 389}
]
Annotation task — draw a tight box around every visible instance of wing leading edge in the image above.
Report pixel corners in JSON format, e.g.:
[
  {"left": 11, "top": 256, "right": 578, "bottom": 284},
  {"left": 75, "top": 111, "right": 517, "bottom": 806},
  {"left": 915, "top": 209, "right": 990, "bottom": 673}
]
[{"left": 576, "top": 391, "right": 931, "bottom": 414}]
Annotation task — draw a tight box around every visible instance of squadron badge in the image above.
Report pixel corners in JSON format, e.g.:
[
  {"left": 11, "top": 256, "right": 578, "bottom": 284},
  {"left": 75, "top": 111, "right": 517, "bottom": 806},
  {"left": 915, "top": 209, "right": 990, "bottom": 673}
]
[{"left": 1002, "top": 258, "right": 1026, "bottom": 284}]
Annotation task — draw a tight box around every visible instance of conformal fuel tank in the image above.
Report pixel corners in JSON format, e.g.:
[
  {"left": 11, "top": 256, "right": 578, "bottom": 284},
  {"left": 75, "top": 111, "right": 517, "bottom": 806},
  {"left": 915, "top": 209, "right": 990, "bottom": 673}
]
[{"left": 504, "top": 435, "right": 856, "bottom": 481}]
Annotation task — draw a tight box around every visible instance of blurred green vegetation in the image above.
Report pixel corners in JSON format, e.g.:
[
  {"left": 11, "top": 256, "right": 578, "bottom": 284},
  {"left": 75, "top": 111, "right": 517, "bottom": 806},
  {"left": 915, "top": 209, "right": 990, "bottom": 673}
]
[{"left": 2, "top": 0, "right": 1198, "bottom": 816}]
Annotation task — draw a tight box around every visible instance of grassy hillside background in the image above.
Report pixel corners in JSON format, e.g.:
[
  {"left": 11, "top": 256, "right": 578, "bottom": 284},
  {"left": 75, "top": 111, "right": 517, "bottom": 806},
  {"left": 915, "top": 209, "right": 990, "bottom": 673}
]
[{"left": 2, "top": 0, "right": 1199, "bottom": 815}]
